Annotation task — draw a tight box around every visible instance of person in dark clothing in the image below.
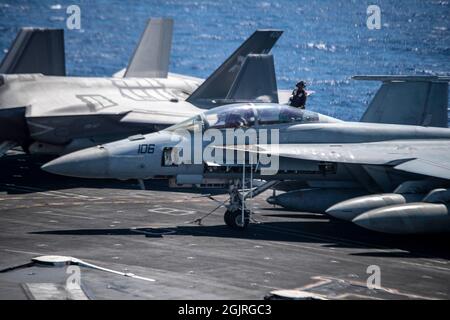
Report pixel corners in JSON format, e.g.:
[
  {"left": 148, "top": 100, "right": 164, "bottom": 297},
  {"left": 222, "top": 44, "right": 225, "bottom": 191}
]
[{"left": 289, "top": 81, "right": 307, "bottom": 109}]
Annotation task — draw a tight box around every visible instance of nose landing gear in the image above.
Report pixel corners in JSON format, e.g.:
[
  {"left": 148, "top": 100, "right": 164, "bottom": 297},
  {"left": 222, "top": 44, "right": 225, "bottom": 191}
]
[
  {"left": 224, "top": 209, "right": 250, "bottom": 229},
  {"left": 223, "top": 180, "right": 280, "bottom": 229},
  {"left": 189, "top": 176, "right": 279, "bottom": 229}
]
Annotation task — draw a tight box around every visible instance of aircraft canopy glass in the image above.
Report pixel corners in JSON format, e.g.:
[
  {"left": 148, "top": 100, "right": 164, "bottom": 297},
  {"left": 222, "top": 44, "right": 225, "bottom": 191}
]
[{"left": 166, "top": 103, "right": 320, "bottom": 132}]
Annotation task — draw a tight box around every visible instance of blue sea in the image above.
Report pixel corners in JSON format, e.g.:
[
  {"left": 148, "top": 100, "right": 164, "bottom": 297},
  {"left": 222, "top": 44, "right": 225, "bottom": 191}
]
[{"left": 0, "top": 0, "right": 449, "bottom": 121}]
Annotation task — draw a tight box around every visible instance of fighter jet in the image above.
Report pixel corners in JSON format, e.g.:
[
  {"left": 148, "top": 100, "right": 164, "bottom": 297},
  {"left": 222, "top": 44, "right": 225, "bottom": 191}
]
[
  {"left": 42, "top": 74, "right": 450, "bottom": 234},
  {"left": 0, "top": 19, "right": 283, "bottom": 156}
]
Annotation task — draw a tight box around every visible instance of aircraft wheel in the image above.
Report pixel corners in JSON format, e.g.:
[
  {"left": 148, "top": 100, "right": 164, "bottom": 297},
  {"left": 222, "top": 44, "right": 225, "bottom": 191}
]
[{"left": 224, "top": 209, "right": 250, "bottom": 229}]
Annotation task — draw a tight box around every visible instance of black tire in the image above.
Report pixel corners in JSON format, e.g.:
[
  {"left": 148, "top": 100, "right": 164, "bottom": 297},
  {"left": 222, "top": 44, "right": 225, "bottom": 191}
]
[
  {"left": 224, "top": 210, "right": 233, "bottom": 227},
  {"left": 224, "top": 209, "right": 250, "bottom": 229}
]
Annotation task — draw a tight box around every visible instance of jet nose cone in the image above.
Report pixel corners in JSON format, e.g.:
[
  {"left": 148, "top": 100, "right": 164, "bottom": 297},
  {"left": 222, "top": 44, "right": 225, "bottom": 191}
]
[
  {"left": 266, "top": 196, "right": 277, "bottom": 205},
  {"left": 352, "top": 206, "right": 405, "bottom": 234},
  {"left": 326, "top": 203, "right": 356, "bottom": 221},
  {"left": 42, "top": 146, "right": 109, "bottom": 178},
  {"left": 352, "top": 210, "right": 386, "bottom": 233}
]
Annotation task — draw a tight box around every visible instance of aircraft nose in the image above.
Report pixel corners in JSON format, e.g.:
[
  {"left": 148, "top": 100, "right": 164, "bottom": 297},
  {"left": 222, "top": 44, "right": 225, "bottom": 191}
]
[{"left": 42, "top": 146, "right": 109, "bottom": 178}]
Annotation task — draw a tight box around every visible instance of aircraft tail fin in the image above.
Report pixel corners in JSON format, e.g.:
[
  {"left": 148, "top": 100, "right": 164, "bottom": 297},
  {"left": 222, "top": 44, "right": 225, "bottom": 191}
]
[
  {"left": 0, "top": 28, "right": 65, "bottom": 75},
  {"left": 224, "top": 54, "right": 278, "bottom": 103},
  {"left": 124, "top": 18, "right": 173, "bottom": 78},
  {"left": 355, "top": 75, "right": 450, "bottom": 127},
  {"left": 186, "top": 29, "right": 282, "bottom": 108}
]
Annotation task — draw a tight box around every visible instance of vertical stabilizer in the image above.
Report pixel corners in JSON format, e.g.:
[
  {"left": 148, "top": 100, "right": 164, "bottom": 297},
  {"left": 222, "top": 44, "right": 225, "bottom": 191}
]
[
  {"left": 355, "top": 76, "right": 449, "bottom": 127},
  {"left": 124, "top": 18, "right": 173, "bottom": 78},
  {"left": 225, "top": 54, "right": 278, "bottom": 103},
  {"left": 0, "top": 28, "right": 65, "bottom": 76},
  {"left": 186, "top": 29, "right": 282, "bottom": 108}
]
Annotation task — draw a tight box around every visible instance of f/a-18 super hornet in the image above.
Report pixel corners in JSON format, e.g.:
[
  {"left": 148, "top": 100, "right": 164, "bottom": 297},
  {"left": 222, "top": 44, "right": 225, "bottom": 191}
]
[
  {"left": 42, "top": 74, "right": 450, "bottom": 234},
  {"left": 0, "top": 18, "right": 283, "bottom": 156}
]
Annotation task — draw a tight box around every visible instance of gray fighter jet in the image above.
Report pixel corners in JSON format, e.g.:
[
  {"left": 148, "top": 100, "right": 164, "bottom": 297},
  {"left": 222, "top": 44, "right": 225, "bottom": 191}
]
[
  {"left": 0, "top": 19, "right": 283, "bottom": 156},
  {"left": 42, "top": 75, "right": 450, "bottom": 234}
]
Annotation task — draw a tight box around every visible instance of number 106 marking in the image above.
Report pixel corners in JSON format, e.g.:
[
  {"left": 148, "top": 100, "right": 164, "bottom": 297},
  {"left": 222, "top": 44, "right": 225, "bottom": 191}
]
[{"left": 138, "top": 144, "right": 155, "bottom": 154}]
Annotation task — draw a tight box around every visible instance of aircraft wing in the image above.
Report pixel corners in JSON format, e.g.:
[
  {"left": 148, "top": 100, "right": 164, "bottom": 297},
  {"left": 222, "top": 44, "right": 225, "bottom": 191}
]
[
  {"left": 393, "top": 158, "right": 450, "bottom": 180},
  {"left": 219, "top": 140, "right": 450, "bottom": 180},
  {"left": 119, "top": 110, "right": 194, "bottom": 125}
]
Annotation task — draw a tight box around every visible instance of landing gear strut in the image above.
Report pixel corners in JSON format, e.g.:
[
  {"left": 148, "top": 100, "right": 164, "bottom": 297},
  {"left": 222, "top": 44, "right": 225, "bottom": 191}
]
[
  {"left": 190, "top": 174, "right": 279, "bottom": 229},
  {"left": 223, "top": 182, "right": 248, "bottom": 229},
  {"left": 223, "top": 180, "right": 280, "bottom": 229}
]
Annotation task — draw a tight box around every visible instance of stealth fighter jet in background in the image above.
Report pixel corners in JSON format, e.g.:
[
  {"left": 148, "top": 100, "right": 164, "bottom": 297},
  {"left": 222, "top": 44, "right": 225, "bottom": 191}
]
[
  {"left": 42, "top": 75, "right": 450, "bottom": 234},
  {"left": 0, "top": 18, "right": 283, "bottom": 156}
]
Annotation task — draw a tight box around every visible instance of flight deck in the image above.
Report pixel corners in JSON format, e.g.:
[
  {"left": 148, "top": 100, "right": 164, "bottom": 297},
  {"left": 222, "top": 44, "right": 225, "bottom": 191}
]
[{"left": 0, "top": 153, "right": 449, "bottom": 300}]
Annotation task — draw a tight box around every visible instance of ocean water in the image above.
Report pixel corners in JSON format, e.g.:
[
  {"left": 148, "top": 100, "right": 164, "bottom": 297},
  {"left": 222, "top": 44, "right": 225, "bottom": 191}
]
[{"left": 0, "top": 0, "right": 449, "bottom": 121}]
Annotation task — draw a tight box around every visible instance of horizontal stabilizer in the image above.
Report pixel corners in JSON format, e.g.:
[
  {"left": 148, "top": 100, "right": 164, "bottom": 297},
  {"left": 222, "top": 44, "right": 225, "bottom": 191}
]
[
  {"left": 187, "top": 29, "right": 282, "bottom": 108},
  {"left": 0, "top": 28, "right": 65, "bottom": 75},
  {"left": 124, "top": 18, "right": 173, "bottom": 78},
  {"left": 356, "top": 75, "right": 449, "bottom": 127},
  {"left": 224, "top": 54, "right": 278, "bottom": 103}
]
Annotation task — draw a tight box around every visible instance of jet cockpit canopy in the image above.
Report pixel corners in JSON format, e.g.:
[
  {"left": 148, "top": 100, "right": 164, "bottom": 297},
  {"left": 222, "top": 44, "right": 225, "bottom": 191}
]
[{"left": 166, "top": 103, "right": 328, "bottom": 133}]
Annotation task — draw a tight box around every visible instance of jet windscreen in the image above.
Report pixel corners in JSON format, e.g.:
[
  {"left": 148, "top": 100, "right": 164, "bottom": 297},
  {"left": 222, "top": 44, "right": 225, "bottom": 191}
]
[{"left": 164, "top": 103, "right": 321, "bottom": 133}]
